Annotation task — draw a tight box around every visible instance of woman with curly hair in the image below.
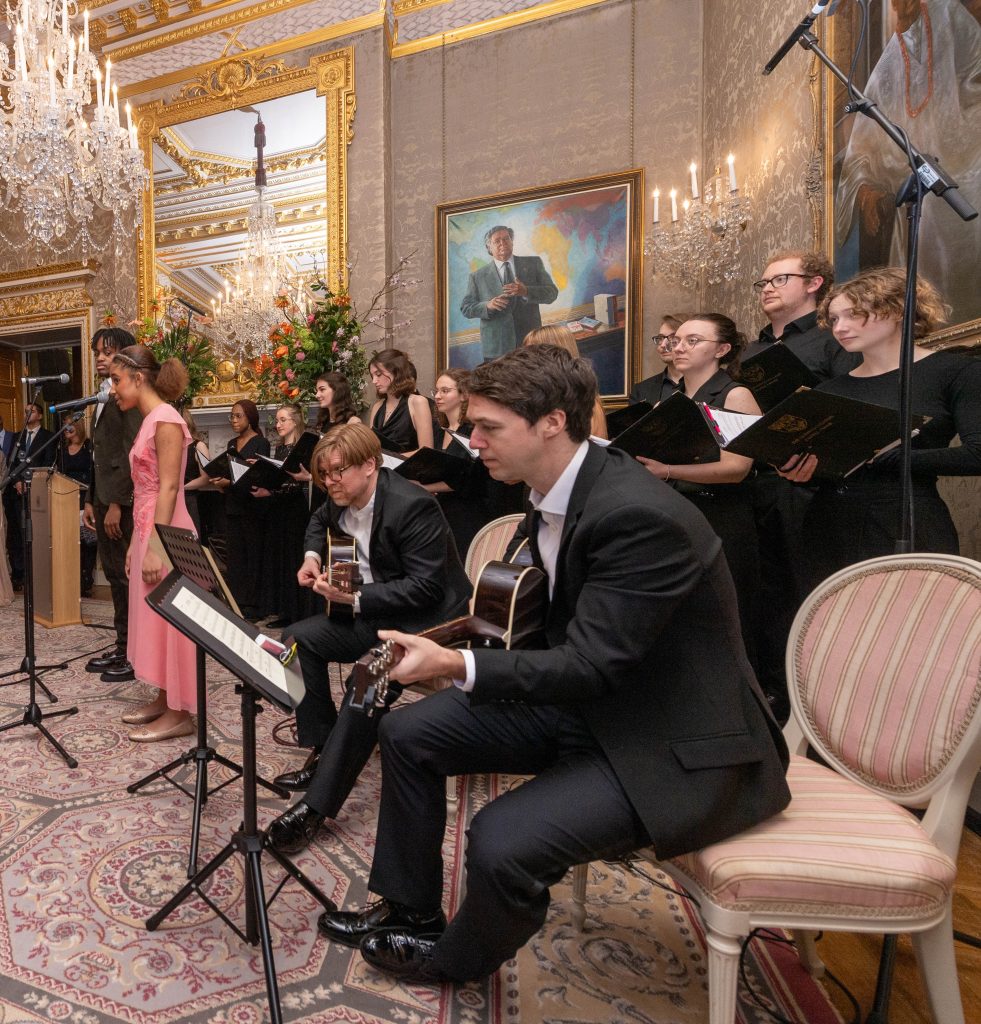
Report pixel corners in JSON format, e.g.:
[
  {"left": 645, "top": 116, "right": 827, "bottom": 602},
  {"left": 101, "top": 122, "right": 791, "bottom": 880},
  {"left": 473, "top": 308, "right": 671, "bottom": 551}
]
[{"left": 780, "top": 266, "right": 981, "bottom": 589}]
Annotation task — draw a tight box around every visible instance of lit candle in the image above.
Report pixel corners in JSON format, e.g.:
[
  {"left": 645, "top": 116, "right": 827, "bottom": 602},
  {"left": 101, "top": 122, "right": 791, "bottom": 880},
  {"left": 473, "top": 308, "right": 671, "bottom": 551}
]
[
  {"left": 727, "top": 153, "right": 738, "bottom": 192},
  {"left": 94, "top": 67, "right": 102, "bottom": 109},
  {"left": 62, "top": 0, "right": 68, "bottom": 36},
  {"left": 48, "top": 56, "right": 56, "bottom": 105},
  {"left": 652, "top": 188, "right": 659, "bottom": 224},
  {"left": 683, "top": 198, "right": 691, "bottom": 216},
  {"left": 670, "top": 188, "right": 678, "bottom": 223},
  {"left": 125, "top": 101, "right": 133, "bottom": 133},
  {"left": 129, "top": 124, "right": 137, "bottom": 148},
  {"left": 689, "top": 161, "right": 699, "bottom": 200},
  {"left": 104, "top": 57, "right": 111, "bottom": 103},
  {"left": 66, "top": 36, "right": 74, "bottom": 90},
  {"left": 112, "top": 83, "right": 119, "bottom": 125},
  {"left": 83, "top": 10, "right": 89, "bottom": 52},
  {"left": 15, "top": 25, "right": 25, "bottom": 81}
]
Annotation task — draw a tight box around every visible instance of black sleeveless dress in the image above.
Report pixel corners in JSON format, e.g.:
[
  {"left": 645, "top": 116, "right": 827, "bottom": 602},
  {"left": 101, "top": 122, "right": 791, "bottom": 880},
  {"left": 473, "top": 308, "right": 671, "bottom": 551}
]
[{"left": 371, "top": 395, "right": 419, "bottom": 453}]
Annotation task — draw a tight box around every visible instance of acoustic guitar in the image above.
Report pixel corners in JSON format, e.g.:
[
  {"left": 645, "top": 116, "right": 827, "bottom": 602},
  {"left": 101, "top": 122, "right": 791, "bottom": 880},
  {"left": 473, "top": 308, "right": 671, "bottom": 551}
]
[
  {"left": 350, "top": 558, "right": 547, "bottom": 716},
  {"left": 323, "top": 532, "right": 363, "bottom": 618}
]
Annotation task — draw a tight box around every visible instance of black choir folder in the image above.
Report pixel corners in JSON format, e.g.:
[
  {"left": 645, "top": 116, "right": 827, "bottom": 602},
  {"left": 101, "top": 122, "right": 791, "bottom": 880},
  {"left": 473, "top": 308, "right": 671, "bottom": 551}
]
[
  {"left": 611, "top": 388, "right": 926, "bottom": 480},
  {"left": 735, "top": 343, "right": 820, "bottom": 412},
  {"left": 199, "top": 449, "right": 242, "bottom": 480},
  {"left": 202, "top": 431, "right": 319, "bottom": 491},
  {"left": 381, "top": 447, "right": 470, "bottom": 486}
]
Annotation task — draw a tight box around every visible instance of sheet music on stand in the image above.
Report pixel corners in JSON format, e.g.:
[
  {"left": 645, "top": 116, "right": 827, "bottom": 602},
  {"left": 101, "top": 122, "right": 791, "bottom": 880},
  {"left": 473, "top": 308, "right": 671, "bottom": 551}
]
[{"left": 148, "top": 572, "right": 304, "bottom": 711}]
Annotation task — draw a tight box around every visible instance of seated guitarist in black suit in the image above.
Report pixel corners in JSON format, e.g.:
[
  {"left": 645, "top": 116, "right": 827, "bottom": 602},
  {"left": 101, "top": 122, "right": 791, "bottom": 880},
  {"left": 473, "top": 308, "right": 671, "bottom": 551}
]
[
  {"left": 317, "top": 344, "right": 792, "bottom": 984},
  {"left": 269, "top": 423, "right": 471, "bottom": 849}
]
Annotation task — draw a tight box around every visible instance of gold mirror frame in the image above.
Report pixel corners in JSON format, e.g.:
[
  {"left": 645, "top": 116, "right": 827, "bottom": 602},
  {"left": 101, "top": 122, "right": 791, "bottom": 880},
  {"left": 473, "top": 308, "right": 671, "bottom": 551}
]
[{"left": 134, "top": 46, "right": 356, "bottom": 404}]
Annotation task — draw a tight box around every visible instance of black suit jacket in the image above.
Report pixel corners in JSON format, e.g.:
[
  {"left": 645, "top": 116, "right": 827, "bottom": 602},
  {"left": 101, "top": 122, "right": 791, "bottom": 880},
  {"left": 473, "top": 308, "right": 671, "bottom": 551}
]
[
  {"left": 10, "top": 426, "right": 57, "bottom": 472},
  {"left": 628, "top": 370, "right": 683, "bottom": 406},
  {"left": 473, "top": 444, "right": 790, "bottom": 859},
  {"left": 88, "top": 396, "right": 143, "bottom": 507},
  {"left": 303, "top": 468, "right": 471, "bottom": 633}
]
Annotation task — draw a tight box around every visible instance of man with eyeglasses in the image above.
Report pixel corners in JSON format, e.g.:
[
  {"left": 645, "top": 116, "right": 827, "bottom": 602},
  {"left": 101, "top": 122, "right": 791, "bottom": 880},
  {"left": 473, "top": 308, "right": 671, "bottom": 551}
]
[
  {"left": 743, "top": 250, "right": 858, "bottom": 379},
  {"left": 743, "top": 251, "right": 859, "bottom": 722},
  {"left": 268, "top": 422, "right": 471, "bottom": 852}
]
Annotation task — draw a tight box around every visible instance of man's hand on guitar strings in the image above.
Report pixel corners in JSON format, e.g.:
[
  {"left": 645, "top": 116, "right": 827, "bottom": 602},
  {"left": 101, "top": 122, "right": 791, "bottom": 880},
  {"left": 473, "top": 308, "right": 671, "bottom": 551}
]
[
  {"left": 312, "top": 572, "right": 356, "bottom": 604},
  {"left": 376, "top": 630, "right": 467, "bottom": 686}
]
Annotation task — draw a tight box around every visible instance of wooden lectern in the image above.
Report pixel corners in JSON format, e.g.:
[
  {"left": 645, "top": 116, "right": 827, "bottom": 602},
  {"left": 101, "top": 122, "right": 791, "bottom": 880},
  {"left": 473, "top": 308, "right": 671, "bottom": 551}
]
[{"left": 30, "top": 469, "right": 84, "bottom": 628}]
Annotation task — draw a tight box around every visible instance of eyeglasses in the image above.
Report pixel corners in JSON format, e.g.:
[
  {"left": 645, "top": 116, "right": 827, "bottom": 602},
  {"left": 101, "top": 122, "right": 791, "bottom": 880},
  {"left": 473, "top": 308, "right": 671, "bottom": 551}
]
[
  {"left": 752, "top": 273, "right": 812, "bottom": 292},
  {"left": 430, "top": 386, "right": 458, "bottom": 397},
  {"left": 671, "top": 335, "right": 715, "bottom": 351},
  {"left": 652, "top": 334, "right": 676, "bottom": 347},
  {"left": 323, "top": 464, "right": 353, "bottom": 482}
]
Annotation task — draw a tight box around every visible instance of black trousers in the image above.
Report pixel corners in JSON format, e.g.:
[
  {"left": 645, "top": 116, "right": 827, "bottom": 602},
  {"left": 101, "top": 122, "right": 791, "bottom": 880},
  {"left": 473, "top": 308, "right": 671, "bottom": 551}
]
[
  {"left": 288, "top": 612, "right": 378, "bottom": 749},
  {"left": 367, "top": 688, "right": 649, "bottom": 981},
  {"left": 3, "top": 486, "right": 22, "bottom": 581},
  {"left": 93, "top": 501, "right": 134, "bottom": 650}
]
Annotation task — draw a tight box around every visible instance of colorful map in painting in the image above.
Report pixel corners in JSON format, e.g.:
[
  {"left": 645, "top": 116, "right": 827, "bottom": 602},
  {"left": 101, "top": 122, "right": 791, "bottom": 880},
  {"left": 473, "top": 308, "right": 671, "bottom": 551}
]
[{"left": 447, "top": 184, "right": 629, "bottom": 343}]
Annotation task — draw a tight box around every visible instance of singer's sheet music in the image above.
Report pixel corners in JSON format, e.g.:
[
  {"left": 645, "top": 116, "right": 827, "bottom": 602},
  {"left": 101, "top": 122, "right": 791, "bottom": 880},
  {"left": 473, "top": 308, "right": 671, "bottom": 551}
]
[{"left": 170, "top": 587, "right": 289, "bottom": 694}]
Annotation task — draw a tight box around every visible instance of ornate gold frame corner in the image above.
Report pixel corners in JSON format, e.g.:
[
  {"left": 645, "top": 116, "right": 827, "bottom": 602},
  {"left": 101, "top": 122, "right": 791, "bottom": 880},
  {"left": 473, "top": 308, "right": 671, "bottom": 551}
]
[{"left": 134, "top": 45, "right": 357, "bottom": 400}]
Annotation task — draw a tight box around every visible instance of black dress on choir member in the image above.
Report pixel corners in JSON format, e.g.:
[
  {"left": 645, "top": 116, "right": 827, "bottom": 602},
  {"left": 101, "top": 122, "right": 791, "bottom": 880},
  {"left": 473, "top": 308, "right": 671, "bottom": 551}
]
[
  {"left": 801, "top": 350, "right": 981, "bottom": 591},
  {"left": 371, "top": 395, "right": 419, "bottom": 453},
  {"left": 257, "top": 441, "right": 314, "bottom": 625},
  {"left": 223, "top": 432, "right": 270, "bottom": 618},
  {"left": 58, "top": 440, "right": 97, "bottom": 595},
  {"left": 431, "top": 421, "right": 495, "bottom": 557},
  {"left": 672, "top": 369, "right": 760, "bottom": 668}
]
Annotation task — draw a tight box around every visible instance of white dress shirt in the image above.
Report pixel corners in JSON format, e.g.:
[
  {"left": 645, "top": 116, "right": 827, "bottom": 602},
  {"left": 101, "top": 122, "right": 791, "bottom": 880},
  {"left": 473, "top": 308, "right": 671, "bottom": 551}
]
[{"left": 457, "top": 441, "right": 590, "bottom": 689}]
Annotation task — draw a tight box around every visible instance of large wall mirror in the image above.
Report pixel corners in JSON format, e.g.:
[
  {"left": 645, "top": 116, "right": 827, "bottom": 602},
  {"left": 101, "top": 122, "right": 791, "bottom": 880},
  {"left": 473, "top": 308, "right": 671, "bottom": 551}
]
[{"left": 135, "top": 48, "right": 355, "bottom": 406}]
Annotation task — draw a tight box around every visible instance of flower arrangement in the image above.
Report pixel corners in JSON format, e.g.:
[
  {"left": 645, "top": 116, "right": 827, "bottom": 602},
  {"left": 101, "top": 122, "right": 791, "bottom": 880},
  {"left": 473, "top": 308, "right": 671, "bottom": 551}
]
[
  {"left": 253, "top": 253, "right": 418, "bottom": 408},
  {"left": 127, "top": 293, "right": 219, "bottom": 407}
]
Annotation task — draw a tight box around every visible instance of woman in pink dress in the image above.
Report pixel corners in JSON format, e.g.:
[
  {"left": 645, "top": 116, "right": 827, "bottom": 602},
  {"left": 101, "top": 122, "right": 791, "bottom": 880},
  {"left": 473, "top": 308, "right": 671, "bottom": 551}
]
[{"left": 110, "top": 345, "right": 197, "bottom": 742}]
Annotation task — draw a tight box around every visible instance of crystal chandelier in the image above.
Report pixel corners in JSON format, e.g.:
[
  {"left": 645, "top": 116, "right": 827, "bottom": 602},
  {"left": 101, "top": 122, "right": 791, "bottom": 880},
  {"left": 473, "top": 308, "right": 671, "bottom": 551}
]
[
  {"left": 645, "top": 156, "right": 752, "bottom": 286},
  {"left": 212, "top": 112, "right": 293, "bottom": 362},
  {"left": 0, "top": 0, "right": 149, "bottom": 256}
]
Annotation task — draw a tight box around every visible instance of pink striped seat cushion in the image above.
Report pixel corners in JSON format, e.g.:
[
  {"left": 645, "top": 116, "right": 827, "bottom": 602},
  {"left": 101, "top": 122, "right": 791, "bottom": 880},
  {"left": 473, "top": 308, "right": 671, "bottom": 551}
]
[
  {"left": 665, "top": 756, "right": 957, "bottom": 918},
  {"left": 465, "top": 517, "right": 521, "bottom": 580}
]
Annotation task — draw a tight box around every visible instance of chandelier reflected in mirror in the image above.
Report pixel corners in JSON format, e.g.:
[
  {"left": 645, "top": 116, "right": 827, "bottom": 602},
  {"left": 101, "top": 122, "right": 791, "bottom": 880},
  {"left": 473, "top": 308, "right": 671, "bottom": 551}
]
[
  {"left": 0, "top": 0, "right": 149, "bottom": 255},
  {"left": 212, "top": 112, "right": 295, "bottom": 362},
  {"left": 645, "top": 156, "right": 752, "bottom": 286}
]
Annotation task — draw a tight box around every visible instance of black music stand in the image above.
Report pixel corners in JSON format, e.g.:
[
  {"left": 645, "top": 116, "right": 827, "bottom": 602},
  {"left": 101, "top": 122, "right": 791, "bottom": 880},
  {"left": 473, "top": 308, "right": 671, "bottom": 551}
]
[
  {"left": 127, "top": 525, "right": 288, "bottom": 876},
  {"left": 143, "top": 572, "right": 334, "bottom": 1024}
]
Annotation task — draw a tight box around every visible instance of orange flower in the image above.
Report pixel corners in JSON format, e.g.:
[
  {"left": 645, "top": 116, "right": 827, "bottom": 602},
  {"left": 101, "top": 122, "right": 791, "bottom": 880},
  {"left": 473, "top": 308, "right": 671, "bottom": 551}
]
[
  {"left": 277, "top": 380, "right": 291, "bottom": 393},
  {"left": 274, "top": 345, "right": 289, "bottom": 359},
  {"left": 100, "top": 311, "right": 117, "bottom": 327},
  {"left": 336, "top": 295, "right": 351, "bottom": 308},
  {"left": 280, "top": 322, "right": 294, "bottom": 337},
  {"left": 274, "top": 293, "right": 290, "bottom": 310},
  {"left": 289, "top": 387, "right": 300, "bottom": 398}
]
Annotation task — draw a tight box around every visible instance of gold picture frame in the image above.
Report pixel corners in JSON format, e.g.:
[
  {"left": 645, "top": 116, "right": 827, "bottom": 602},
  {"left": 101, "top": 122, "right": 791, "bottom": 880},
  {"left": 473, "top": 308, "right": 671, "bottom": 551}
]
[
  {"left": 822, "top": 2, "right": 980, "bottom": 348},
  {"left": 134, "top": 45, "right": 356, "bottom": 405},
  {"left": 435, "top": 168, "right": 645, "bottom": 401}
]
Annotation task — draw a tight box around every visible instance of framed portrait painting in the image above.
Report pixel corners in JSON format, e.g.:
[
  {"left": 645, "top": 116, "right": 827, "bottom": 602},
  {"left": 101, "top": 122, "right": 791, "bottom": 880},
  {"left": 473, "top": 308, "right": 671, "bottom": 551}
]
[
  {"left": 435, "top": 169, "right": 644, "bottom": 399},
  {"left": 824, "top": 0, "right": 981, "bottom": 345}
]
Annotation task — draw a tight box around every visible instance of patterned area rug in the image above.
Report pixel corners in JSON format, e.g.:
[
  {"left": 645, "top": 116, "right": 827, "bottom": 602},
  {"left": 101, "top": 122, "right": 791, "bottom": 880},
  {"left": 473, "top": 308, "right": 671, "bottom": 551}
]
[{"left": 0, "top": 600, "right": 843, "bottom": 1024}]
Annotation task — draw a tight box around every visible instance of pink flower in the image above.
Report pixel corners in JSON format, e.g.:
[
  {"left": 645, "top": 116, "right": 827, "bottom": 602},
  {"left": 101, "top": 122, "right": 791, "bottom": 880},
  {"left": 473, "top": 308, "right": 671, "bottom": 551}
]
[
  {"left": 331, "top": 341, "right": 338, "bottom": 352},
  {"left": 285, "top": 369, "right": 295, "bottom": 380},
  {"left": 307, "top": 314, "right": 315, "bottom": 325},
  {"left": 295, "top": 351, "right": 306, "bottom": 361}
]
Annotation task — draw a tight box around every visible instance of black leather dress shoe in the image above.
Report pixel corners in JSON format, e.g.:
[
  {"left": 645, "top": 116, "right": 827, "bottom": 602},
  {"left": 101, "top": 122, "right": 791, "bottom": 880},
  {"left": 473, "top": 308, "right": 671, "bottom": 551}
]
[
  {"left": 100, "top": 659, "right": 135, "bottom": 682},
  {"left": 273, "top": 753, "right": 320, "bottom": 792},
  {"left": 267, "top": 801, "right": 325, "bottom": 854},
  {"left": 86, "top": 649, "right": 124, "bottom": 673},
  {"left": 317, "top": 898, "right": 447, "bottom": 949},
  {"left": 360, "top": 930, "right": 452, "bottom": 984}
]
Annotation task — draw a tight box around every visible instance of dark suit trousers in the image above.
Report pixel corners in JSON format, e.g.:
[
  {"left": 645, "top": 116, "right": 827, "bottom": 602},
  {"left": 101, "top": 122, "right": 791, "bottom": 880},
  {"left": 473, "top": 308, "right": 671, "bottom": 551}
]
[
  {"left": 94, "top": 502, "right": 134, "bottom": 649},
  {"left": 288, "top": 612, "right": 378, "bottom": 749},
  {"left": 367, "top": 688, "right": 650, "bottom": 981},
  {"left": 3, "top": 487, "right": 23, "bottom": 580}
]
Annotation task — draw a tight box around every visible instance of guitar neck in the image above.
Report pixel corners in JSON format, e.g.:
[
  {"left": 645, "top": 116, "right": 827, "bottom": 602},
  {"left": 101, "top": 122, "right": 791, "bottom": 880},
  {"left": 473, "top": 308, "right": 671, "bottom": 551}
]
[{"left": 418, "top": 614, "right": 507, "bottom": 650}]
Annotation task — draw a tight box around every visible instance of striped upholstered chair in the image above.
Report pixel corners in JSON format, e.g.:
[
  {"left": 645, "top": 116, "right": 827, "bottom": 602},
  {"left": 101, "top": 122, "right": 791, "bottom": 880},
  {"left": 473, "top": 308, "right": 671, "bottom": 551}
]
[{"left": 571, "top": 553, "right": 981, "bottom": 1024}]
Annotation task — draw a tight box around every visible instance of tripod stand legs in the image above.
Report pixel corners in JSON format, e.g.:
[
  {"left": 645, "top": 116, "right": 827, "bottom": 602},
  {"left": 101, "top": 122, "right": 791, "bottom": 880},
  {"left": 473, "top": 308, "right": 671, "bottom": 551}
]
[{"left": 0, "top": 702, "right": 79, "bottom": 768}]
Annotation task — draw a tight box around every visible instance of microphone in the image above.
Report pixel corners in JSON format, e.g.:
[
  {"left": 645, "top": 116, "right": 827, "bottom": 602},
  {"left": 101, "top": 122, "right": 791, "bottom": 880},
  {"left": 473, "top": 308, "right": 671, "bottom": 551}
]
[
  {"left": 762, "top": 0, "right": 832, "bottom": 75},
  {"left": 49, "top": 393, "right": 110, "bottom": 414},
  {"left": 22, "top": 373, "right": 70, "bottom": 385}
]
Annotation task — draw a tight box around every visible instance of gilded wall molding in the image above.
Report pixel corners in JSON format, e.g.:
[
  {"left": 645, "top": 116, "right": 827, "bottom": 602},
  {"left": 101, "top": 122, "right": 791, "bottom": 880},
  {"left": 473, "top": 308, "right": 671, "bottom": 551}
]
[
  {"left": 0, "top": 260, "right": 99, "bottom": 285},
  {"left": 135, "top": 45, "right": 355, "bottom": 318},
  {"left": 0, "top": 288, "right": 93, "bottom": 322}
]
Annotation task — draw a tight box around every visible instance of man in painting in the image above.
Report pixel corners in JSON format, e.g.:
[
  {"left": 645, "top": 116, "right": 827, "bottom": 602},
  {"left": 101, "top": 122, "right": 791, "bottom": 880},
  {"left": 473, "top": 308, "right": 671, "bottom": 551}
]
[
  {"left": 835, "top": 0, "right": 981, "bottom": 326},
  {"left": 460, "top": 225, "right": 559, "bottom": 361}
]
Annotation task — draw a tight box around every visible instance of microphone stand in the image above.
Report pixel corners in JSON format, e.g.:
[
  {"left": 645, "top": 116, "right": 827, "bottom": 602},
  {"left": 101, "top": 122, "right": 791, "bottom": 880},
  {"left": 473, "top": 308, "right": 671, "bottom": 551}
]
[
  {"left": 792, "top": 28, "right": 977, "bottom": 551},
  {"left": 0, "top": 403, "right": 84, "bottom": 768}
]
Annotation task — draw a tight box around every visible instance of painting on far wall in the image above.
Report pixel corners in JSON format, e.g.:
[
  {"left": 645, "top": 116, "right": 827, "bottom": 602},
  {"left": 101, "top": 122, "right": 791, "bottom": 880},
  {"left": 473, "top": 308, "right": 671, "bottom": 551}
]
[
  {"left": 435, "top": 169, "right": 644, "bottom": 399},
  {"left": 826, "top": 0, "right": 981, "bottom": 343}
]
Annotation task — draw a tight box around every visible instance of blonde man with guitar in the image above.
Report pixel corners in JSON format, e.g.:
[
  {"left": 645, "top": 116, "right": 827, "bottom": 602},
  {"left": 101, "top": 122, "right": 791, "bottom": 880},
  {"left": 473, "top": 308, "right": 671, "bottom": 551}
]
[
  {"left": 269, "top": 423, "right": 470, "bottom": 849},
  {"left": 318, "top": 344, "right": 792, "bottom": 984}
]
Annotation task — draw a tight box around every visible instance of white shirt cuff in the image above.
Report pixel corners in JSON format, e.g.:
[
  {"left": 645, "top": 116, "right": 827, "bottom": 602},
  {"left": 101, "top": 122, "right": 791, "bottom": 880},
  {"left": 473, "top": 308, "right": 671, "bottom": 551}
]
[
  {"left": 304, "top": 550, "right": 321, "bottom": 564},
  {"left": 453, "top": 649, "right": 476, "bottom": 692}
]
